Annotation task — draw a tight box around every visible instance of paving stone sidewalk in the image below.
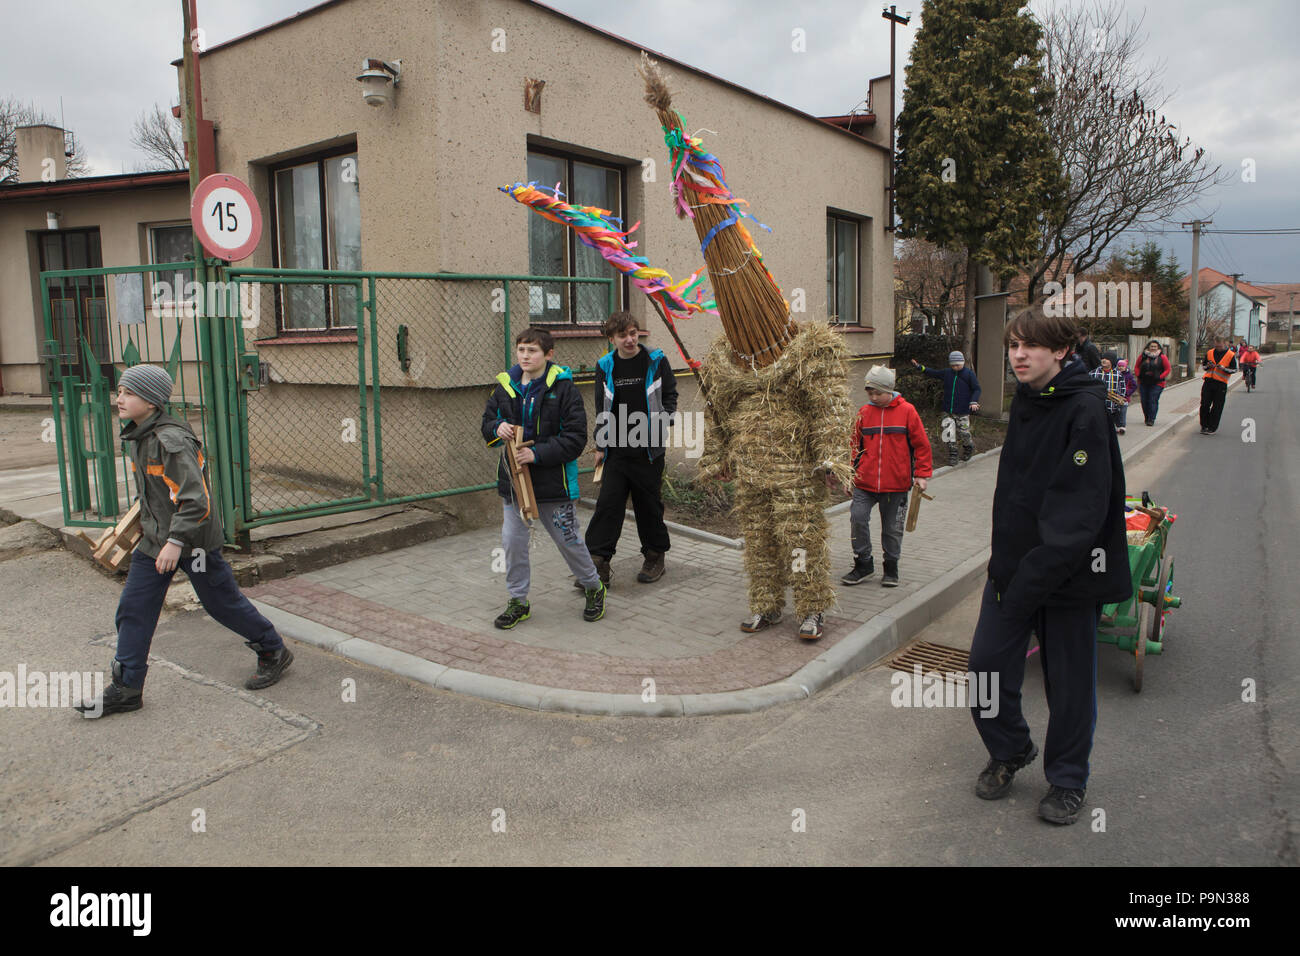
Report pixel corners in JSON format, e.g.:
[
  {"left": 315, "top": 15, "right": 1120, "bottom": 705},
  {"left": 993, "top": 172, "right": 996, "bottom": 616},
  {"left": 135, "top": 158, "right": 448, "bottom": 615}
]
[{"left": 246, "top": 379, "right": 1211, "bottom": 710}]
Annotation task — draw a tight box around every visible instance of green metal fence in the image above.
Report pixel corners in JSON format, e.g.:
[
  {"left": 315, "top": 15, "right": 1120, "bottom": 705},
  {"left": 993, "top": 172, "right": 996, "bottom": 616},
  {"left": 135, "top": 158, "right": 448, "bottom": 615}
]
[
  {"left": 41, "top": 262, "right": 613, "bottom": 543},
  {"left": 40, "top": 261, "right": 218, "bottom": 530}
]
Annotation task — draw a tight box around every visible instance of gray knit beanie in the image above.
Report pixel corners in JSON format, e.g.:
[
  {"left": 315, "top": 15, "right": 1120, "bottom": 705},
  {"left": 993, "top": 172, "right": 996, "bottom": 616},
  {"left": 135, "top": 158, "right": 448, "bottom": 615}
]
[
  {"left": 864, "top": 364, "right": 896, "bottom": 392},
  {"left": 948, "top": 351, "right": 966, "bottom": 365},
  {"left": 118, "top": 365, "right": 172, "bottom": 411}
]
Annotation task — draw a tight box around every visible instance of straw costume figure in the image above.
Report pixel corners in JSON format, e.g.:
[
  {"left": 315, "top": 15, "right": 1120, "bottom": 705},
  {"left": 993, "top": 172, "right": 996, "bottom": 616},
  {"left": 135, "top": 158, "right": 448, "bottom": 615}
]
[{"left": 640, "top": 55, "right": 853, "bottom": 640}]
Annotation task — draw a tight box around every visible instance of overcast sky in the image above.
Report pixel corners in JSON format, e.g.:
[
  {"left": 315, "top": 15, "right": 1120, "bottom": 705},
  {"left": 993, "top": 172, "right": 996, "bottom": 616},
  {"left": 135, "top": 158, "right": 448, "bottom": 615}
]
[{"left": 5, "top": 0, "right": 1298, "bottom": 284}]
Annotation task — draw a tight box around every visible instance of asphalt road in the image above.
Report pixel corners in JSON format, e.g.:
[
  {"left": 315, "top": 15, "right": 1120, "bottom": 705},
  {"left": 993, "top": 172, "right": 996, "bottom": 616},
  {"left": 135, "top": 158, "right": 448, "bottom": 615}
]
[{"left": 1, "top": 361, "right": 1294, "bottom": 866}]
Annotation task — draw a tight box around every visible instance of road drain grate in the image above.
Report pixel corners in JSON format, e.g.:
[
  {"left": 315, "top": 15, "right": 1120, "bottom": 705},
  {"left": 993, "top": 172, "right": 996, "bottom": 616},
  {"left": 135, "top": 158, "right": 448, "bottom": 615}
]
[{"left": 888, "top": 642, "right": 971, "bottom": 684}]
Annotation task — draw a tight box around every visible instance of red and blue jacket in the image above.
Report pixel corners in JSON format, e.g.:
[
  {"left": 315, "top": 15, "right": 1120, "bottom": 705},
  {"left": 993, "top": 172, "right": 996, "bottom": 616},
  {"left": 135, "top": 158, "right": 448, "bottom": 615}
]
[{"left": 852, "top": 394, "right": 933, "bottom": 493}]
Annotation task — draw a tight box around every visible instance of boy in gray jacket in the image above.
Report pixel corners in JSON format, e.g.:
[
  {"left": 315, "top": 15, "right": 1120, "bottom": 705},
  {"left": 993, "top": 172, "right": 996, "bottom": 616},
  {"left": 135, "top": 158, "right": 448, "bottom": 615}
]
[{"left": 76, "top": 365, "right": 292, "bottom": 718}]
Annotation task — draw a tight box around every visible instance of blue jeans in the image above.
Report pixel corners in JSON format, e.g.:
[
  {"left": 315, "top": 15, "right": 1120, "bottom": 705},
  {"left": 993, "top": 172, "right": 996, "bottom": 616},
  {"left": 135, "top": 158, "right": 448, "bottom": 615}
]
[
  {"left": 114, "top": 548, "right": 281, "bottom": 689},
  {"left": 1138, "top": 383, "right": 1162, "bottom": 424}
]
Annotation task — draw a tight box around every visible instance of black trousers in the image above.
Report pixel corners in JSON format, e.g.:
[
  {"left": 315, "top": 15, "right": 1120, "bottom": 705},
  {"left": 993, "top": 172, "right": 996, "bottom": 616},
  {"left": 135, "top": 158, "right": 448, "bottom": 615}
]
[
  {"left": 968, "top": 580, "right": 1100, "bottom": 790},
  {"left": 1199, "top": 378, "right": 1228, "bottom": 431},
  {"left": 585, "top": 453, "right": 670, "bottom": 559}
]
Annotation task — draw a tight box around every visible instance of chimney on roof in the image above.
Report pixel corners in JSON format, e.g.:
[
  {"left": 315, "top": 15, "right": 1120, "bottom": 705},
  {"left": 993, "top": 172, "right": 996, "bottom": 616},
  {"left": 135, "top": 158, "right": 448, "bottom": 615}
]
[{"left": 16, "top": 125, "right": 68, "bottom": 183}]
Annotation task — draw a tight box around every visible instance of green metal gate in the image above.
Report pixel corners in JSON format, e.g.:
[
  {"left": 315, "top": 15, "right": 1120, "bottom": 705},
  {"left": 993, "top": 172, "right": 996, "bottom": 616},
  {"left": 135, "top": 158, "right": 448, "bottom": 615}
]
[{"left": 41, "top": 263, "right": 612, "bottom": 542}]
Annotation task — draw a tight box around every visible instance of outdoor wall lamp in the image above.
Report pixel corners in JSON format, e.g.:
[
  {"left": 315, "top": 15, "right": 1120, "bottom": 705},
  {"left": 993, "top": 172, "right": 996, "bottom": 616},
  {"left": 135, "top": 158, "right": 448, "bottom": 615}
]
[
  {"left": 45, "top": 211, "right": 61, "bottom": 230},
  {"left": 356, "top": 58, "right": 401, "bottom": 107}
]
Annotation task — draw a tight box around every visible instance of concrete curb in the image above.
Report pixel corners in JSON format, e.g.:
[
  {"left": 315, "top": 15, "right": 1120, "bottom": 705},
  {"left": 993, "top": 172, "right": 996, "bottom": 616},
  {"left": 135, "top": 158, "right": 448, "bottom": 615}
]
[{"left": 249, "top": 374, "right": 1223, "bottom": 718}]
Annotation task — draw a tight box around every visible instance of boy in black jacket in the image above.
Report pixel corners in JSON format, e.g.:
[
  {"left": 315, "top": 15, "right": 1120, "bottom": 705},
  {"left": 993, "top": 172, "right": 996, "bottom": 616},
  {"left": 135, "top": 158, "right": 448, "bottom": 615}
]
[
  {"left": 584, "top": 311, "right": 677, "bottom": 586},
  {"left": 482, "top": 327, "right": 606, "bottom": 628},
  {"left": 968, "top": 306, "right": 1131, "bottom": 825}
]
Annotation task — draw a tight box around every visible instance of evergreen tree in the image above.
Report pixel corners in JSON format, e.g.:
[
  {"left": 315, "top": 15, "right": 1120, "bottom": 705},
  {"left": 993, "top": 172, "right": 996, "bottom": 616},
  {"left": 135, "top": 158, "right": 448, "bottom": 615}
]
[{"left": 895, "top": 0, "right": 1065, "bottom": 357}]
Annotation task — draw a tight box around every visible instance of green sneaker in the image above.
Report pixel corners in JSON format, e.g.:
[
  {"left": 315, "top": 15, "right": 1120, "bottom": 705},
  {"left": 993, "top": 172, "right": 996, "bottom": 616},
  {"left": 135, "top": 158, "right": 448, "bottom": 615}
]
[
  {"left": 494, "top": 598, "right": 530, "bottom": 630},
  {"left": 583, "top": 582, "right": 606, "bottom": 622}
]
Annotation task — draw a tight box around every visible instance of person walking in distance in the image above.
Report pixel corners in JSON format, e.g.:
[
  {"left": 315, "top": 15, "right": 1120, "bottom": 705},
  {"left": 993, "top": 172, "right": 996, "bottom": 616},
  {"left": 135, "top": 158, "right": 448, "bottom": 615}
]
[
  {"left": 1135, "top": 340, "right": 1171, "bottom": 426},
  {"left": 1199, "top": 335, "right": 1238, "bottom": 435}
]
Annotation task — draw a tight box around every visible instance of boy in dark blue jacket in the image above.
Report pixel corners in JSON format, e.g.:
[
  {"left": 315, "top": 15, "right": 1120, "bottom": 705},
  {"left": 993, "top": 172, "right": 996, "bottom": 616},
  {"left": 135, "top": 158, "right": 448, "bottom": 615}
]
[
  {"left": 481, "top": 327, "right": 605, "bottom": 629},
  {"left": 584, "top": 311, "right": 678, "bottom": 587},
  {"left": 910, "top": 351, "right": 980, "bottom": 467},
  {"left": 967, "top": 306, "right": 1131, "bottom": 825}
]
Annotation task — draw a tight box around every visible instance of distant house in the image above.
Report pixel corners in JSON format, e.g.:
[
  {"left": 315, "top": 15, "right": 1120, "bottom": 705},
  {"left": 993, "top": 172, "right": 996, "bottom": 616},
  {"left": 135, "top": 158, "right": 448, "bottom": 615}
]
[
  {"left": 1255, "top": 282, "right": 1300, "bottom": 341},
  {"left": 0, "top": 125, "right": 190, "bottom": 396},
  {"left": 1181, "top": 267, "right": 1272, "bottom": 347}
]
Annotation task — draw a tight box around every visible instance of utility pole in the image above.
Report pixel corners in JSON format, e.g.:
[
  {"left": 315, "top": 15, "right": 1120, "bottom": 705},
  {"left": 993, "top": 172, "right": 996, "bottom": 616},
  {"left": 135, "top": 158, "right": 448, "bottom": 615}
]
[
  {"left": 882, "top": 5, "right": 911, "bottom": 233},
  {"left": 1182, "top": 219, "right": 1210, "bottom": 377},
  {"left": 1289, "top": 291, "right": 1294, "bottom": 351},
  {"left": 1227, "top": 272, "right": 1244, "bottom": 349}
]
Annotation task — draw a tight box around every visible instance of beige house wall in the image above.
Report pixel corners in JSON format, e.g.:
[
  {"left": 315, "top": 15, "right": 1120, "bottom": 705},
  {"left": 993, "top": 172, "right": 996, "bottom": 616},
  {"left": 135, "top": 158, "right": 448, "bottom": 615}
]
[
  {"left": 0, "top": 185, "right": 191, "bottom": 394},
  {"left": 192, "top": 0, "right": 893, "bottom": 503}
]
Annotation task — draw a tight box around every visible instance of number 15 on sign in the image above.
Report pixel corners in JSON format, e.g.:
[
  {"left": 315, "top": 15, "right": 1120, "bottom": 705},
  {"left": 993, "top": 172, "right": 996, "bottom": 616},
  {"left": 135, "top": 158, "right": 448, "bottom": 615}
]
[{"left": 190, "top": 174, "right": 263, "bottom": 262}]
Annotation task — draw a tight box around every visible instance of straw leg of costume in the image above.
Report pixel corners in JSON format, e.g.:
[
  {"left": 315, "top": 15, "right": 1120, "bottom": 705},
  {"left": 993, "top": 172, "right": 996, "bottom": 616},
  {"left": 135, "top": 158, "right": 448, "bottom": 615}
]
[
  {"left": 776, "top": 484, "right": 834, "bottom": 619},
  {"left": 737, "top": 486, "right": 787, "bottom": 616}
]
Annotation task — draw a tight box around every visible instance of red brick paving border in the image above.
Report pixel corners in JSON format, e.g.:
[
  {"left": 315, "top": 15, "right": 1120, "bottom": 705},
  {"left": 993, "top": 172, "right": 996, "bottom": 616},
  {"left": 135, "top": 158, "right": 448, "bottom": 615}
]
[{"left": 249, "top": 578, "right": 854, "bottom": 695}]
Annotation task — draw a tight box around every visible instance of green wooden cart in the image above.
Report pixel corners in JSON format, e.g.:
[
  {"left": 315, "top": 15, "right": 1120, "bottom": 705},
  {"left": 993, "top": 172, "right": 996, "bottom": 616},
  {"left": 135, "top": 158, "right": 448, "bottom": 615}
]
[{"left": 1097, "top": 492, "right": 1181, "bottom": 692}]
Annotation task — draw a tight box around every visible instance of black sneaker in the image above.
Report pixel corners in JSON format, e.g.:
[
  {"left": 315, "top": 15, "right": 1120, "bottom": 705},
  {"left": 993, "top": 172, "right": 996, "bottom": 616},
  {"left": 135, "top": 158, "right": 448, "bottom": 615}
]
[
  {"left": 1038, "top": 785, "right": 1087, "bottom": 825},
  {"left": 842, "top": 557, "right": 874, "bottom": 585},
  {"left": 75, "top": 673, "right": 142, "bottom": 719},
  {"left": 494, "top": 598, "right": 531, "bottom": 629},
  {"left": 882, "top": 560, "right": 900, "bottom": 587},
  {"left": 961, "top": 444, "right": 974, "bottom": 461},
  {"left": 637, "top": 551, "right": 665, "bottom": 583},
  {"left": 245, "top": 645, "right": 294, "bottom": 690},
  {"left": 583, "top": 582, "right": 606, "bottom": 622},
  {"left": 975, "top": 740, "right": 1039, "bottom": 800}
]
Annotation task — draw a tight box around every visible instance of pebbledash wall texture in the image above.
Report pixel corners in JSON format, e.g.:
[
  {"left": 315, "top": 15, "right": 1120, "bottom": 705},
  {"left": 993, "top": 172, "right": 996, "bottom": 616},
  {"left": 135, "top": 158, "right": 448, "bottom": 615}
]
[{"left": 185, "top": 0, "right": 893, "bottom": 522}]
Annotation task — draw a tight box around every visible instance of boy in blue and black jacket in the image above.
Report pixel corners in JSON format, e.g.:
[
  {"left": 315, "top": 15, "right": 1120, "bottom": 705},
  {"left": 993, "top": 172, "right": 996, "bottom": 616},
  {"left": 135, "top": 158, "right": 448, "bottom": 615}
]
[
  {"left": 481, "top": 327, "right": 605, "bottom": 629},
  {"left": 584, "top": 311, "right": 678, "bottom": 587},
  {"left": 910, "top": 350, "right": 981, "bottom": 467}
]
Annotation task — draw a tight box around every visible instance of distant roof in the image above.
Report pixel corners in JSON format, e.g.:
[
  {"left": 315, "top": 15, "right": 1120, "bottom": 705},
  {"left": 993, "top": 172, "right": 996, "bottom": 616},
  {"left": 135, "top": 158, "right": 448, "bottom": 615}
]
[
  {"left": 1180, "top": 266, "right": 1275, "bottom": 301},
  {"left": 0, "top": 170, "right": 188, "bottom": 202},
  {"left": 173, "top": 0, "right": 890, "bottom": 155},
  {"left": 819, "top": 113, "right": 878, "bottom": 136}
]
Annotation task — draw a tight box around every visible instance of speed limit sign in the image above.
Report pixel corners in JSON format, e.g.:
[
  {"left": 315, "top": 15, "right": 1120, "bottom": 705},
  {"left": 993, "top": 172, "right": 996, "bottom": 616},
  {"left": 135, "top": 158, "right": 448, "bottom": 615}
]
[{"left": 190, "top": 173, "right": 263, "bottom": 261}]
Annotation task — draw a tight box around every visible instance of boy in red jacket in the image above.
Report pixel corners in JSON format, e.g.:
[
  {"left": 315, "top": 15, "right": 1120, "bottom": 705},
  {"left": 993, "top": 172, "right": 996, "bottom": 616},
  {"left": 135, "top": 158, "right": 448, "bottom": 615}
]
[{"left": 843, "top": 365, "right": 933, "bottom": 588}]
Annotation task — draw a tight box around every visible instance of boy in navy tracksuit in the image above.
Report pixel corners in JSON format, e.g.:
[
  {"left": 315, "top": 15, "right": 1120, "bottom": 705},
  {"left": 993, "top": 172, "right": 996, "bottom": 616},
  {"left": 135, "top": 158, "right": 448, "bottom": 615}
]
[
  {"left": 583, "top": 311, "right": 678, "bottom": 587},
  {"left": 910, "top": 350, "right": 980, "bottom": 467},
  {"left": 482, "top": 327, "right": 606, "bottom": 629},
  {"left": 968, "top": 307, "right": 1131, "bottom": 825}
]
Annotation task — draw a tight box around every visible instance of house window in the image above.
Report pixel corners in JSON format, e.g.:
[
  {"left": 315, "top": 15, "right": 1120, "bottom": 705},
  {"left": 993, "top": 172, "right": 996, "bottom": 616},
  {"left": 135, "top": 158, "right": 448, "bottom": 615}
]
[
  {"left": 826, "top": 214, "right": 860, "bottom": 324},
  {"left": 147, "top": 223, "right": 195, "bottom": 316},
  {"left": 526, "top": 148, "right": 624, "bottom": 324},
  {"left": 272, "top": 150, "right": 361, "bottom": 330}
]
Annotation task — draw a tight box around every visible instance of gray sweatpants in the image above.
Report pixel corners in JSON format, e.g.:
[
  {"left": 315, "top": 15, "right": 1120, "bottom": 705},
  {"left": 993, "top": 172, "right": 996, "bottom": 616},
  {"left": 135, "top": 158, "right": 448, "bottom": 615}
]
[
  {"left": 502, "top": 499, "right": 600, "bottom": 599},
  {"left": 850, "top": 487, "right": 909, "bottom": 564}
]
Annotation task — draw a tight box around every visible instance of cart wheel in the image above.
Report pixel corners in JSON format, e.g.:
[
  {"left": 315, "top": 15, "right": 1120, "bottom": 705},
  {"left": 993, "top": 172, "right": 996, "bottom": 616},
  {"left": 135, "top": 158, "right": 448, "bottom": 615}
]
[
  {"left": 1134, "top": 603, "right": 1150, "bottom": 693},
  {"left": 1154, "top": 558, "right": 1175, "bottom": 646}
]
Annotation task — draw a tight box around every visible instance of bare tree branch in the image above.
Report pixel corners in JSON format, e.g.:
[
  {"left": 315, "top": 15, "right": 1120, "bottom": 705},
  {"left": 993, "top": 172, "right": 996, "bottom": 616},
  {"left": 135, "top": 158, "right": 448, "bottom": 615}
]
[
  {"left": 1027, "top": 1, "right": 1230, "bottom": 303},
  {"left": 129, "top": 103, "right": 187, "bottom": 172}
]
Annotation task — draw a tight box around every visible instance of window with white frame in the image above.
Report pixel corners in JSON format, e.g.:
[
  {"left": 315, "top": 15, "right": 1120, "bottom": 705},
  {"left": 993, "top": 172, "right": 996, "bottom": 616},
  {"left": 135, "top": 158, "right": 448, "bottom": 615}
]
[
  {"left": 526, "top": 148, "right": 625, "bottom": 324},
  {"left": 147, "top": 223, "right": 196, "bottom": 317},
  {"left": 826, "top": 214, "right": 860, "bottom": 324}
]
